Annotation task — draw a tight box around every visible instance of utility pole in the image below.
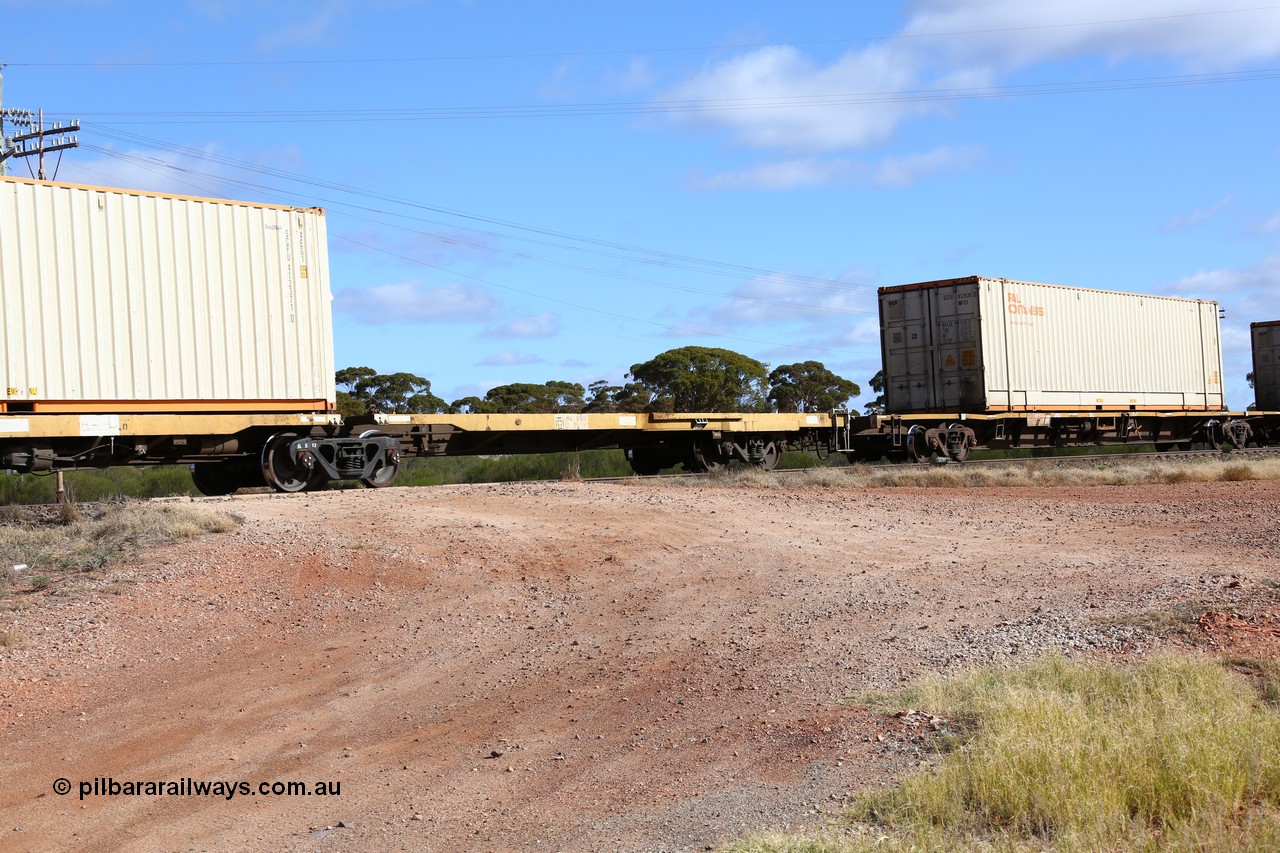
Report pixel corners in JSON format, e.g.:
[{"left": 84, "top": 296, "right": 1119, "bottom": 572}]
[{"left": 1, "top": 66, "right": 80, "bottom": 180}]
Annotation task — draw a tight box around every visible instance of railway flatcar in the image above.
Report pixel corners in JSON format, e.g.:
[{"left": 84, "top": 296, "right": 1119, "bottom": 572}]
[
  {"left": 0, "top": 176, "right": 406, "bottom": 494},
  {"left": 837, "top": 276, "right": 1266, "bottom": 462},
  {"left": 4, "top": 178, "right": 1277, "bottom": 497},
  {"left": 0, "top": 177, "right": 839, "bottom": 494}
]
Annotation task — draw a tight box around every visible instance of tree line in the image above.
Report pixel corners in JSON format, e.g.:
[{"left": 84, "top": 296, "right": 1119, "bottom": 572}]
[{"left": 337, "top": 345, "right": 884, "bottom": 416}]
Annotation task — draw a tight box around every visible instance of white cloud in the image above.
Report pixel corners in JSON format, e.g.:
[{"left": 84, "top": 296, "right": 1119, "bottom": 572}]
[
  {"left": 904, "top": 1, "right": 1280, "bottom": 72},
  {"left": 867, "top": 145, "right": 985, "bottom": 187},
  {"left": 677, "top": 272, "right": 877, "bottom": 336},
  {"left": 333, "top": 281, "right": 500, "bottom": 325},
  {"left": 484, "top": 312, "right": 561, "bottom": 338},
  {"left": 1252, "top": 211, "right": 1280, "bottom": 235},
  {"left": 822, "top": 317, "right": 884, "bottom": 348},
  {"left": 693, "top": 146, "right": 982, "bottom": 191},
  {"left": 659, "top": 2, "right": 1280, "bottom": 163},
  {"left": 615, "top": 57, "right": 658, "bottom": 92},
  {"left": 1163, "top": 252, "right": 1280, "bottom": 322},
  {"left": 662, "top": 43, "right": 936, "bottom": 152},
  {"left": 1161, "top": 252, "right": 1280, "bottom": 406},
  {"left": 692, "top": 157, "right": 854, "bottom": 191},
  {"left": 477, "top": 351, "right": 544, "bottom": 366},
  {"left": 1159, "top": 195, "right": 1234, "bottom": 232}
]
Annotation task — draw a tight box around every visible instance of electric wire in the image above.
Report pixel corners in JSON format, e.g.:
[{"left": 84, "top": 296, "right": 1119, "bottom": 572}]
[
  {"left": 5, "top": 4, "right": 1276, "bottom": 68},
  {"left": 81, "top": 127, "right": 876, "bottom": 296},
  {"left": 46, "top": 67, "right": 1280, "bottom": 124},
  {"left": 78, "top": 143, "right": 868, "bottom": 356}
]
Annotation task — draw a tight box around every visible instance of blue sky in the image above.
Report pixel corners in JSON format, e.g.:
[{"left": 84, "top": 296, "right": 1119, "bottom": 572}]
[{"left": 2, "top": 1, "right": 1278, "bottom": 408}]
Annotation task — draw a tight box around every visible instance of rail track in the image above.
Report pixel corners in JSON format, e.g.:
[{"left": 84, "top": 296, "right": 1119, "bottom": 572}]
[{"left": 575, "top": 445, "right": 1280, "bottom": 484}]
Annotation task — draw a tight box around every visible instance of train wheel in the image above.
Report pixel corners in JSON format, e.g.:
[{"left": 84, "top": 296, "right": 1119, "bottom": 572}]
[
  {"left": 701, "top": 455, "right": 728, "bottom": 473},
  {"left": 261, "top": 432, "right": 318, "bottom": 493},
  {"left": 758, "top": 441, "right": 780, "bottom": 471},
  {"left": 905, "top": 425, "right": 930, "bottom": 464},
  {"left": 627, "top": 447, "right": 665, "bottom": 476},
  {"left": 359, "top": 430, "right": 401, "bottom": 488},
  {"left": 191, "top": 461, "right": 242, "bottom": 497},
  {"left": 1202, "top": 423, "right": 1223, "bottom": 451},
  {"left": 361, "top": 460, "right": 400, "bottom": 488},
  {"left": 689, "top": 441, "right": 728, "bottom": 474}
]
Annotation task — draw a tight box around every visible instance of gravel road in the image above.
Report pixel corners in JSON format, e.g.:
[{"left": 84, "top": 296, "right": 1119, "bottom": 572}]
[{"left": 2, "top": 478, "right": 1277, "bottom": 852}]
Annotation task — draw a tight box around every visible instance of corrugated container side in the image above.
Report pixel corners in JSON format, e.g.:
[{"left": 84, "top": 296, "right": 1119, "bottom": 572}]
[
  {"left": 0, "top": 178, "right": 335, "bottom": 411},
  {"left": 880, "top": 276, "right": 1224, "bottom": 413},
  {"left": 1253, "top": 321, "right": 1280, "bottom": 410}
]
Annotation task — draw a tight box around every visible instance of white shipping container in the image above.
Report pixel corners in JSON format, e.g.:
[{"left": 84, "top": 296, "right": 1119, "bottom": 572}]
[
  {"left": 1252, "top": 321, "right": 1280, "bottom": 410},
  {"left": 879, "top": 276, "right": 1224, "bottom": 413},
  {"left": 0, "top": 177, "right": 335, "bottom": 412}
]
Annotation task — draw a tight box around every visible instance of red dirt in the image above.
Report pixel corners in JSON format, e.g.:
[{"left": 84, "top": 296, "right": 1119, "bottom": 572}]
[{"left": 2, "top": 479, "right": 1278, "bottom": 852}]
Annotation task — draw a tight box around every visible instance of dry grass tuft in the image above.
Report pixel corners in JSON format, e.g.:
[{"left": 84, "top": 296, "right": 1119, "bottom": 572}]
[
  {"left": 560, "top": 456, "right": 583, "bottom": 481},
  {"left": 727, "top": 654, "right": 1280, "bottom": 852},
  {"left": 652, "top": 456, "right": 1280, "bottom": 491},
  {"left": 0, "top": 502, "right": 240, "bottom": 593}
]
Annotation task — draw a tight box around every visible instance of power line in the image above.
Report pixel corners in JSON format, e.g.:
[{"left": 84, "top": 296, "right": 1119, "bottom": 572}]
[
  {"left": 78, "top": 142, "right": 876, "bottom": 322},
  {"left": 335, "top": 233, "right": 864, "bottom": 357},
  {"left": 82, "top": 127, "right": 875, "bottom": 296},
  {"left": 5, "top": 5, "right": 1277, "bottom": 68},
  {"left": 41, "top": 66, "right": 1280, "bottom": 127}
]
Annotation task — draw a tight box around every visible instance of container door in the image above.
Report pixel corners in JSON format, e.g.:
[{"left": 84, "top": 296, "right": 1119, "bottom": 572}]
[
  {"left": 1255, "top": 324, "right": 1280, "bottom": 410},
  {"left": 932, "top": 283, "right": 984, "bottom": 409},
  {"left": 881, "top": 290, "right": 936, "bottom": 411}
]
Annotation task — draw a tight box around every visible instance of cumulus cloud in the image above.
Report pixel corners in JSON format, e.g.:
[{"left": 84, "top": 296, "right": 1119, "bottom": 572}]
[
  {"left": 693, "top": 146, "right": 982, "bottom": 191},
  {"left": 662, "top": 43, "right": 940, "bottom": 152},
  {"left": 693, "top": 157, "right": 855, "bottom": 191},
  {"left": 1161, "top": 252, "right": 1280, "bottom": 405},
  {"left": 660, "top": 2, "right": 1280, "bottom": 184},
  {"left": 483, "top": 312, "right": 561, "bottom": 338},
  {"left": 333, "top": 281, "right": 501, "bottom": 325},
  {"left": 867, "top": 145, "right": 985, "bottom": 187},
  {"left": 1162, "top": 252, "right": 1280, "bottom": 323},
  {"left": 477, "top": 351, "right": 544, "bottom": 366},
  {"left": 902, "top": 0, "right": 1280, "bottom": 71},
  {"left": 674, "top": 272, "right": 878, "bottom": 339}
]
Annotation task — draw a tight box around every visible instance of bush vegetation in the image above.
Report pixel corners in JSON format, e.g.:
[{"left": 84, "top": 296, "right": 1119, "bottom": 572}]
[
  {"left": 728, "top": 654, "right": 1280, "bottom": 852},
  {"left": 1, "top": 450, "right": 1275, "bottom": 506},
  {"left": 690, "top": 456, "right": 1280, "bottom": 491}
]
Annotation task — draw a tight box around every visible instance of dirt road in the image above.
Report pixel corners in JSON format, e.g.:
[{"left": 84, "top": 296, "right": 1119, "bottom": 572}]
[{"left": 2, "top": 479, "right": 1278, "bottom": 852}]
